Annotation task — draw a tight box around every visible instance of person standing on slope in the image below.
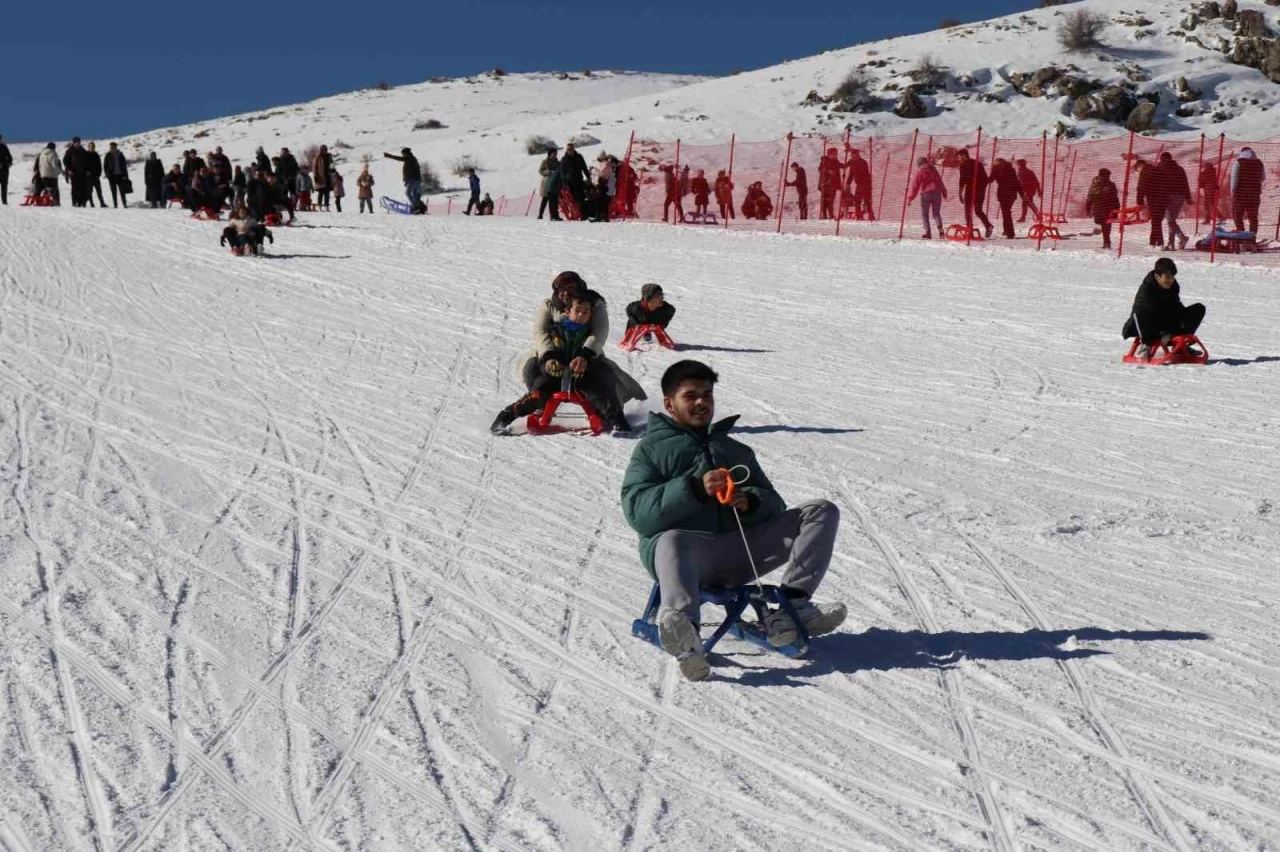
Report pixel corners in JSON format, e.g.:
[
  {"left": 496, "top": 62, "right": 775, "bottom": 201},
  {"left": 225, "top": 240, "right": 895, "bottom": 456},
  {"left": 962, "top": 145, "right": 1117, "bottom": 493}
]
[
  {"left": 906, "top": 156, "right": 946, "bottom": 239},
  {"left": 0, "top": 134, "right": 12, "bottom": 205},
  {"left": 37, "top": 142, "right": 62, "bottom": 204},
  {"left": 786, "top": 162, "right": 809, "bottom": 220},
  {"left": 1154, "top": 152, "right": 1190, "bottom": 251},
  {"left": 620, "top": 360, "right": 847, "bottom": 681},
  {"left": 1085, "top": 167, "right": 1120, "bottom": 250},
  {"left": 956, "top": 149, "right": 993, "bottom": 239},
  {"left": 313, "top": 145, "right": 334, "bottom": 210},
  {"left": 144, "top": 152, "right": 164, "bottom": 208},
  {"left": 1230, "top": 147, "right": 1264, "bottom": 234},
  {"left": 384, "top": 147, "right": 424, "bottom": 212},
  {"left": 990, "top": 157, "right": 1021, "bottom": 239},
  {"left": 714, "top": 170, "right": 734, "bottom": 221},
  {"left": 846, "top": 149, "right": 874, "bottom": 221},
  {"left": 103, "top": 142, "right": 130, "bottom": 208},
  {"left": 559, "top": 142, "right": 590, "bottom": 211},
  {"left": 464, "top": 167, "right": 481, "bottom": 215},
  {"left": 538, "top": 149, "right": 561, "bottom": 220},
  {"left": 818, "top": 147, "right": 842, "bottom": 220},
  {"left": 357, "top": 164, "right": 374, "bottom": 213},
  {"left": 1016, "top": 159, "right": 1040, "bottom": 223}
]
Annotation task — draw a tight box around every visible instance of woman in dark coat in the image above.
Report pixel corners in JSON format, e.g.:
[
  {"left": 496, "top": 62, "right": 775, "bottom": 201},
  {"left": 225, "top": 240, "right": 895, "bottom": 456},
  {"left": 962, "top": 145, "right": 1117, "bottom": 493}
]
[
  {"left": 1085, "top": 168, "right": 1121, "bottom": 250},
  {"left": 144, "top": 153, "right": 165, "bottom": 208}
]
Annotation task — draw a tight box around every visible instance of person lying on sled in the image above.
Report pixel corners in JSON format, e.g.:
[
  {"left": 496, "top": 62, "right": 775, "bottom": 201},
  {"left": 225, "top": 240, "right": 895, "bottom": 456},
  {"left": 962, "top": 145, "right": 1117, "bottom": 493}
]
[
  {"left": 1122, "top": 257, "right": 1206, "bottom": 359},
  {"left": 624, "top": 283, "right": 676, "bottom": 331},
  {"left": 491, "top": 292, "right": 630, "bottom": 435},
  {"left": 620, "top": 359, "right": 847, "bottom": 681}
]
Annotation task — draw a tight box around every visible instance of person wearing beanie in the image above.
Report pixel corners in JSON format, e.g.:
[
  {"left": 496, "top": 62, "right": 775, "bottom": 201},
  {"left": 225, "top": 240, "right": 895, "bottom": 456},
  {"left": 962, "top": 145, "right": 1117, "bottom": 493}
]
[
  {"left": 626, "top": 284, "right": 676, "bottom": 331},
  {"left": 383, "top": 147, "right": 423, "bottom": 211},
  {"left": 37, "top": 142, "right": 63, "bottom": 204},
  {"left": 1085, "top": 167, "right": 1121, "bottom": 249},
  {"left": 906, "top": 156, "right": 946, "bottom": 239}
]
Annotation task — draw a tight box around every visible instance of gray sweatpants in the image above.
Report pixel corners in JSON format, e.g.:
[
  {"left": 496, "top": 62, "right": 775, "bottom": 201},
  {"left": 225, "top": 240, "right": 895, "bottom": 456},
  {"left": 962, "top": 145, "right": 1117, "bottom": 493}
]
[{"left": 653, "top": 499, "right": 840, "bottom": 621}]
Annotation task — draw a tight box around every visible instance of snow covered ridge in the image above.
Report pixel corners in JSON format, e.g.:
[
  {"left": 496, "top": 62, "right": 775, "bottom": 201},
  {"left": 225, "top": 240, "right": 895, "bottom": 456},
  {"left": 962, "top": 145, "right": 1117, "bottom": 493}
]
[{"left": 7, "top": 0, "right": 1280, "bottom": 206}]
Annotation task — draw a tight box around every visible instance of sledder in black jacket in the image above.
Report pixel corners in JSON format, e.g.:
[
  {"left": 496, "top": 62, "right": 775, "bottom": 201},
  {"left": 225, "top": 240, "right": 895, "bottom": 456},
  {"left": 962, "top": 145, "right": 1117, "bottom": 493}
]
[{"left": 1122, "top": 258, "right": 1205, "bottom": 344}]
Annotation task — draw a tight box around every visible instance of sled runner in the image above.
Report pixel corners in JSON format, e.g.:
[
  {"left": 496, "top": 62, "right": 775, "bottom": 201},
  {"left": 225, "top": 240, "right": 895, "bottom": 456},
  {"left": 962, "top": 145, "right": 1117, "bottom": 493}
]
[
  {"left": 1122, "top": 334, "right": 1209, "bottom": 365},
  {"left": 681, "top": 211, "right": 719, "bottom": 225},
  {"left": 20, "top": 191, "right": 55, "bottom": 207},
  {"left": 631, "top": 583, "right": 811, "bottom": 659},
  {"left": 1194, "top": 228, "right": 1269, "bottom": 255},
  {"left": 525, "top": 390, "right": 605, "bottom": 435},
  {"left": 168, "top": 197, "right": 185, "bottom": 208},
  {"left": 1027, "top": 222, "right": 1061, "bottom": 241},
  {"left": 1107, "top": 206, "right": 1149, "bottom": 226},
  {"left": 944, "top": 224, "right": 984, "bottom": 242},
  {"left": 190, "top": 206, "right": 221, "bottom": 221},
  {"left": 619, "top": 324, "right": 676, "bottom": 352}
]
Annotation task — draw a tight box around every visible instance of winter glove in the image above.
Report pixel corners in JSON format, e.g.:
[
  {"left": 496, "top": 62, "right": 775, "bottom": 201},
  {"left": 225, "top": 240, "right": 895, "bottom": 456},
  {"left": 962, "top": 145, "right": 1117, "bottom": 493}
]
[
  {"left": 543, "top": 359, "right": 563, "bottom": 377},
  {"left": 569, "top": 356, "right": 588, "bottom": 377}
]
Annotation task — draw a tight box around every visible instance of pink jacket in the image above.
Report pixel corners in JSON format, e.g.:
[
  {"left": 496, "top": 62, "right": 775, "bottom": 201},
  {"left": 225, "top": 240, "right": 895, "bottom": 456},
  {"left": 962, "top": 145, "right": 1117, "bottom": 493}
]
[{"left": 908, "top": 164, "right": 947, "bottom": 201}]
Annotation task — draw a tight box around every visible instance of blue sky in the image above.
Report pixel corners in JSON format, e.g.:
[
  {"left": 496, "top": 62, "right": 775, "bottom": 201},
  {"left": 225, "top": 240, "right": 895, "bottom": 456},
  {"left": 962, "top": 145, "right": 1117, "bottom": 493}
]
[{"left": 0, "top": 0, "right": 1031, "bottom": 142}]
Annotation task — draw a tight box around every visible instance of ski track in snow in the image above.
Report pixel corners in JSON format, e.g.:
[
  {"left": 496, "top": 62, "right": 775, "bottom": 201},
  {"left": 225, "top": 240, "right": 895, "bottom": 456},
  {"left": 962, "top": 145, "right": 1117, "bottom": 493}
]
[{"left": 1, "top": 206, "right": 1279, "bottom": 851}]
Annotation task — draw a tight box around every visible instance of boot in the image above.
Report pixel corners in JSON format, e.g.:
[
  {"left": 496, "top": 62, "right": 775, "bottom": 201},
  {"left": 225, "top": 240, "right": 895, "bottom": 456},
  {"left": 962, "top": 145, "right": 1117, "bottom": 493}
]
[
  {"left": 657, "top": 608, "right": 709, "bottom": 681},
  {"left": 489, "top": 410, "right": 516, "bottom": 435},
  {"left": 764, "top": 597, "right": 848, "bottom": 648}
]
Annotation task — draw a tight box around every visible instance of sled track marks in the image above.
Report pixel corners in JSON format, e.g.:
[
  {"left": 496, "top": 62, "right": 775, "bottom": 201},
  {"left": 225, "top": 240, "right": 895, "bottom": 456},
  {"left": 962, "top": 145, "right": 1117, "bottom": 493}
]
[
  {"left": 117, "top": 346, "right": 467, "bottom": 852},
  {"left": 838, "top": 482, "right": 1017, "bottom": 852},
  {"left": 9, "top": 397, "right": 113, "bottom": 852},
  {"left": 958, "top": 532, "right": 1195, "bottom": 852}
]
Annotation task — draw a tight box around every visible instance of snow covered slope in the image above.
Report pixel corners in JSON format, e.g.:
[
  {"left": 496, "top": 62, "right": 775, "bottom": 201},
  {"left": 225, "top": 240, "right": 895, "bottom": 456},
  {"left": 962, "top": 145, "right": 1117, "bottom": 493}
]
[
  {"left": 2, "top": 204, "right": 1279, "bottom": 851},
  {"left": 8, "top": 1, "right": 1280, "bottom": 210}
]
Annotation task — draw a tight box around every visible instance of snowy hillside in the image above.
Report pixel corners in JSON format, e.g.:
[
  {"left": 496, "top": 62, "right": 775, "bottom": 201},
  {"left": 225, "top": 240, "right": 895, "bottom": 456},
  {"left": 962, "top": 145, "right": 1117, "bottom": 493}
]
[
  {"left": 9, "top": 0, "right": 1280, "bottom": 210},
  {"left": 2, "top": 201, "right": 1280, "bottom": 850}
]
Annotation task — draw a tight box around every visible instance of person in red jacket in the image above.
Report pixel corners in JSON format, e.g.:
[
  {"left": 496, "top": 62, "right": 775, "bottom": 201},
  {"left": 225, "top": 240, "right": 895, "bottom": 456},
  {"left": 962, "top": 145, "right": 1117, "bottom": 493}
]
[
  {"left": 714, "top": 170, "right": 734, "bottom": 221},
  {"left": 845, "top": 149, "right": 874, "bottom": 221},
  {"left": 1016, "top": 159, "right": 1040, "bottom": 223},
  {"left": 906, "top": 157, "right": 947, "bottom": 239},
  {"left": 818, "top": 148, "right": 843, "bottom": 219},
  {"left": 690, "top": 169, "right": 711, "bottom": 218},
  {"left": 786, "top": 162, "right": 808, "bottom": 220}
]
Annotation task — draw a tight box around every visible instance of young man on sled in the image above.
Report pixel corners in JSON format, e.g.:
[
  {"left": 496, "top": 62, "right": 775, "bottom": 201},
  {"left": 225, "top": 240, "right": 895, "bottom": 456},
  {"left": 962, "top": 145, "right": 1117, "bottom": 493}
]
[
  {"left": 1123, "top": 257, "right": 1207, "bottom": 361},
  {"left": 620, "top": 360, "right": 847, "bottom": 681}
]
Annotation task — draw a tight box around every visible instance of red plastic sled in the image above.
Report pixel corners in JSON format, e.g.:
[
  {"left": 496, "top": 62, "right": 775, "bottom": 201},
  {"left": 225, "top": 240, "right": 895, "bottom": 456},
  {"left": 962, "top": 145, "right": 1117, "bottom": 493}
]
[
  {"left": 1107, "top": 206, "right": 1149, "bottom": 226},
  {"left": 619, "top": 324, "right": 676, "bottom": 352},
  {"left": 191, "top": 206, "right": 221, "bottom": 221},
  {"left": 20, "top": 191, "right": 55, "bottom": 207},
  {"left": 1027, "top": 222, "right": 1061, "bottom": 241},
  {"left": 558, "top": 186, "right": 582, "bottom": 221},
  {"left": 1122, "top": 334, "right": 1209, "bottom": 366},
  {"left": 944, "top": 224, "right": 984, "bottom": 242},
  {"left": 262, "top": 212, "right": 291, "bottom": 226},
  {"left": 526, "top": 391, "right": 604, "bottom": 435}
]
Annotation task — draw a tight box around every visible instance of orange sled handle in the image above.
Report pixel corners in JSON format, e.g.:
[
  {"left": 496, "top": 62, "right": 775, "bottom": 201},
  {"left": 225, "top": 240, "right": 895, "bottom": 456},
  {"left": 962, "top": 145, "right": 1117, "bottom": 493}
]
[{"left": 714, "top": 468, "right": 735, "bottom": 505}]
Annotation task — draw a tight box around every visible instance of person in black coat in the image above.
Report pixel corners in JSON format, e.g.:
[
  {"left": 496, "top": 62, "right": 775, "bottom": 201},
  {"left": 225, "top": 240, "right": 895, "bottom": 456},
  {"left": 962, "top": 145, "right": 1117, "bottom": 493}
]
[
  {"left": 989, "top": 157, "right": 1021, "bottom": 239},
  {"left": 1134, "top": 160, "right": 1164, "bottom": 247},
  {"left": 254, "top": 146, "right": 272, "bottom": 175},
  {"left": 1121, "top": 257, "right": 1205, "bottom": 357},
  {"left": 383, "top": 147, "right": 424, "bottom": 210},
  {"left": 245, "top": 170, "right": 269, "bottom": 219},
  {"left": 957, "top": 149, "right": 993, "bottom": 238},
  {"left": 144, "top": 153, "right": 164, "bottom": 208},
  {"left": 559, "top": 142, "right": 590, "bottom": 207},
  {"left": 64, "top": 138, "right": 87, "bottom": 206},
  {"left": 83, "top": 142, "right": 105, "bottom": 207},
  {"left": 625, "top": 283, "right": 676, "bottom": 330},
  {"left": 276, "top": 147, "right": 300, "bottom": 200},
  {"left": 103, "top": 142, "right": 129, "bottom": 208},
  {"left": 786, "top": 163, "right": 809, "bottom": 220},
  {"left": 0, "top": 134, "right": 12, "bottom": 205}
]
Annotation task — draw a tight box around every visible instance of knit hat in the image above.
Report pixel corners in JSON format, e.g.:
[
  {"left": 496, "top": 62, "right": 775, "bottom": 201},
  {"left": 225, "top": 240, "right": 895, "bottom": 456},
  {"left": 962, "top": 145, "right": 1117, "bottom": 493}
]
[{"left": 641, "top": 283, "right": 662, "bottom": 302}]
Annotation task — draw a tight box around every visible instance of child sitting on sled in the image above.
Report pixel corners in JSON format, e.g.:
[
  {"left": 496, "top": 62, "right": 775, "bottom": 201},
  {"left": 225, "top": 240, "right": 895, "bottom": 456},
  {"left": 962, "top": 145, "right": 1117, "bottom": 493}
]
[
  {"left": 625, "top": 284, "right": 676, "bottom": 331},
  {"left": 220, "top": 206, "right": 273, "bottom": 255},
  {"left": 1122, "top": 257, "right": 1206, "bottom": 359},
  {"left": 491, "top": 293, "right": 630, "bottom": 435}
]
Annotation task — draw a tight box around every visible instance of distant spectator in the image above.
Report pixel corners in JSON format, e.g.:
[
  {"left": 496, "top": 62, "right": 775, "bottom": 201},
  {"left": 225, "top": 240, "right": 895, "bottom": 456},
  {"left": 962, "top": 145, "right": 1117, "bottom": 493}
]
[
  {"left": 594, "top": 154, "right": 616, "bottom": 222},
  {"left": 478, "top": 192, "right": 495, "bottom": 215},
  {"left": 162, "top": 164, "right": 183, "bottom": 206},
  {"left": 464, "top": 167, "right": 481, "bottom": 215},
  {"left": 383, "top": 147, "right": 424, "bottom": 212},
  {"left": 818, "top": 147, "right": 842, "bottom": 219},
  {"left": 956, "top": 149, "right": 992, "bottom": 238},
  {"left": 1134, "top": 160, "right": 1163, "bottom": 247},
  {"left": 331, "top": 167, "right": 345, "bottom": 212},
  {"left": 1016, "top": 159, "right": 1040, "bottom": 223},
  {"left": 232, "top": 165, "right": 247, "bottom": 206},
  {"left": 0, "top": 134, "right": 12, "bottom": 205},
  {"left": 211, "top": 146, "right": 233, "bottom": 202},
  {"left": 295, "top": 167, "right": 314, "bottom": 211},
  {"left": 255, "top": 146, "right": 272, "bottom": 174},
  {"left": 357, "top": 164, "right": 374, "bottom": 214},
  {"left": 1154, "top": 152, "right": 1190, "bottom": 251},
  {"left": 144, "top": 153, "right": 164, "bottom": 208},
  {"left": 277, "top": 147, "right": 300, "bottom": 200},
  {"left": 1198, "top": 160, "right": 1218, "bottom": 225},
  {"left": 538, "top": 149, "right": 561, "bottom": 221},
  {"left": 80, "top": 142, "right": 104, "bottom": 207},
  {"left": 63, "top": 138, "right": 87, "bottom": 207},
  {"left": 1085, "top": 167, "right": 1120, "bottom": 250},
  {"left": 846, "top": 149, "right": 874, "bottom": 221},
  {"left": 662, "top": 165, "right": 684, "bottom": 223},
  {"left": 690, "top": 169, "right": 710, "bottom": 219},
  {"left": 37, "top": 142, "right": 63, "bottom": 205},
  {"left": 560, "top": 142, "right": 590, "bottom": 208},
  {"left": 742, "top": 181, "right": 773, "bottom": 220},
  {"left": 313, "top": 145, "right": 333, "bottom": 209},
  {"left": 1230, "top": 147, "right": 1264, "bottom": 233},
  {"left": 103, "top": 142, "right": 130, "bottom": 208},
  {"left": 990, "top": 157, "right": 1020, "bottom": 239},
  {"left": 786, "top": 162, "right": 808, "bottom": 220},
  {"left": 907, "top": 156, "right": 946, "bottom": 239},
  {"left": 714, "top": 170, "right": 734, "bottom": 221}
]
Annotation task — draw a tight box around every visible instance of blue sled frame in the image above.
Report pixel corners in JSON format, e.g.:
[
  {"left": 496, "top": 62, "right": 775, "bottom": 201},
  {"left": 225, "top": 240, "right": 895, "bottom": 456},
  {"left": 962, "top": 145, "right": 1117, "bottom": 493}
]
[{"left": 631, "top": 582, "right": 811, "bottom": 658}]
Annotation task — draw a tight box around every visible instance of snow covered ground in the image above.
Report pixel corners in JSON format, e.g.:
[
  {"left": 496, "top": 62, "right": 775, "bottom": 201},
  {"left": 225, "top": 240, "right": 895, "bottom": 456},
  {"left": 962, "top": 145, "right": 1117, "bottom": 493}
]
[{"left": 2, "top": 204, "right": 1279, "bottom": 852}]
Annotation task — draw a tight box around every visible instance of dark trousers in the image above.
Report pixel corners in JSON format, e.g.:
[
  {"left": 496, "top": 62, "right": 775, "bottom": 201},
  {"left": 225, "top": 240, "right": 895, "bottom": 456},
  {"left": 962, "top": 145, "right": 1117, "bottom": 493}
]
[
  {"left": 538, "top": 196, "right": 560, "bottom": 220},
  {"left": 795, "top": 192, "right": 808, "bottom": 220},
  {"left": 1101, "top": 221, "right": 1113, "bottom": 248},
  {"left": 464, "top": 193, "right": 480, "bottom": 214},
  {"left": 1133, "top": 303, "right": 1206, "bottom": 344},
  {"left": 1148, "top": 207, "right": 1166, "bottom": 246},
  {"left": 998, "top": 193, "right": 1017, "bottom": 238},
  {"left": 962, "top": 192, "right": 992, "bottom": 232},
  {"left": 359, "top": 198, "right": 373, "bottom": 213},
  {"left": 40, "top": 177, "right": 60, "bottom": 205},
  {"left": 1233, "top": 199, "right": 1259, "bottom": 234},
  {"left": 108, "top": 178, "right": 128, "bottom": 208},
  {"left": 334, "top": 196, "right": 342, "bottom": 212},
  {"left": 0, "top": 168, "right": 8, "bottom": 204},
  {"left": 317, "top": 188, "right": 331, "bottom": 208},
  {"left": 663, "top": 195, "right": 683, "bottom": 222}
]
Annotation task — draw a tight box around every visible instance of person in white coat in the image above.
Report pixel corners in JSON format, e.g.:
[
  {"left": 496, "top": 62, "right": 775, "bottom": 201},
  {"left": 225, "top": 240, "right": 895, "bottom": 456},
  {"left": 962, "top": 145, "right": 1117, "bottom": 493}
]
[{"left": 37, "top": 143, "right": 63, "bottom": 205}]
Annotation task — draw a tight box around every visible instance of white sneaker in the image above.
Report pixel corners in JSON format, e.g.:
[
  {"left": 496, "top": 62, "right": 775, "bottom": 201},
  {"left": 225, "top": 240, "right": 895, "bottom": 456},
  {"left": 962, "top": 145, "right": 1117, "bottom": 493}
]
[
  {"left": 764, "top": 599, "right": 848, "bottom": 648},
  {"left": 657, "top": 608, "right": 710, "bottom": 681},
  {"left": 1135, "top": 343, "right": 1153, "bottom": 360}
]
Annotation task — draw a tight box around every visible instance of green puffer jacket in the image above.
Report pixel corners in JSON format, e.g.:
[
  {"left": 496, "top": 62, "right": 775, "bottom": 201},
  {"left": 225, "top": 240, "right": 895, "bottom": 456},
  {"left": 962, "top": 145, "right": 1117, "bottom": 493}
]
[{"left": 621, "top": 412, "right": 787, "bottom": 577}]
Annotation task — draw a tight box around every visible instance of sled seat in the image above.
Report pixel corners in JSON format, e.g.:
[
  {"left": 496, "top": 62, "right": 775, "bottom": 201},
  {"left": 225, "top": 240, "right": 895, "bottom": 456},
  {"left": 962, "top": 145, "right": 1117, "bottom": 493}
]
[
  {"left": 945, "top": 224, "right": 984, "bottom": 242},
  {"left": 1107, "top": 206, "right": 1149, "bottom": 226},
  {"left": 631, "top": 582, "right": 810, "bottom": 659},
  {"left": 619, "top": 324, "right": 676, "bottom": 352},
  {"left": 1122, "top": 334, "right": 1209, "bottom": 365},
  {"left": 1027, "top": 222, "right": 1061, "bottom": 241},
  {"left": 526, "top": 390, "right": 603, "bottom": 435}
]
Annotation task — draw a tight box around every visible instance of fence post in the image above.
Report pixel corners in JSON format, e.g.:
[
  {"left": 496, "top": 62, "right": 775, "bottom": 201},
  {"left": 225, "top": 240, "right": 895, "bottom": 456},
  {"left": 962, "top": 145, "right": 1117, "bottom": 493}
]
[
  {"left": 835, "top": 130, "right": 851, "bottom": 236},
  {"left": 447, "top": 197, "right": 452, "bottom": 215},
  {"left": 867, "top": 134, "right": 876, "bottom": 224},
  {"left": 776, "top": 133, "right": 793, "bottom": 234},
  {"left": 1048, "top": 135, "right": 1061, "bottom": 225},
  {"left": 897, "top": 129, "right": 920, "bottom": 241},
  {"left": 725, "top": 133, "right": 736, "bottom": 229},
  {"left": 1210, "top": 134, "right": 1226, "bottom": 264},
  {"left": 967, "top": 127, "right": 983, "bottom": 245},
  {"left": 1116, "top": 131, "right": 1137, "bottom": 259},
  {"left": 1035, "top": 133, "right": 1047, "bottom": 250},
  {"left": 984, "top": 136, "right": 998, "bottom": 221},
  {"left": 525, "top": 188, "right": 536, "bottom": 216},
  {"left": 1059, "top": 149, "right": 1078, "bottom": 222},
  {"left": 1193, "top": 134, "right": 1206, "bottom": 236},
  {"left": 877, "top": 153, "right": 892, "bottom": 221},
  {"left": 672, "top": 139, "right": 682, "bottom": 226}
]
